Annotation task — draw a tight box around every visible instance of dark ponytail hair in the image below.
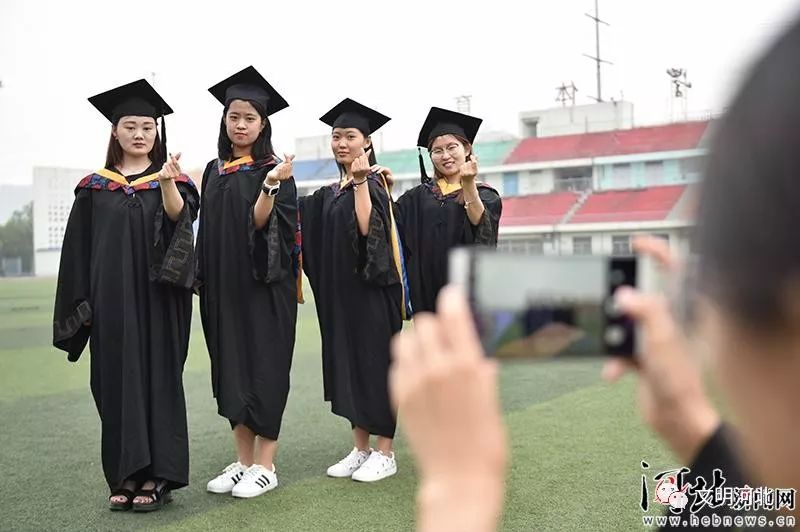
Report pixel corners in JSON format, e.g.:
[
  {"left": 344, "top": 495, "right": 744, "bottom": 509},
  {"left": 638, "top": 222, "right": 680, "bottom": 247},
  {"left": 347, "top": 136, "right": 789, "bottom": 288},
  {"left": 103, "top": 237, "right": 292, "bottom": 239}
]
[{"left": 217, "top": 100, "right": 275, "bottom": 161}]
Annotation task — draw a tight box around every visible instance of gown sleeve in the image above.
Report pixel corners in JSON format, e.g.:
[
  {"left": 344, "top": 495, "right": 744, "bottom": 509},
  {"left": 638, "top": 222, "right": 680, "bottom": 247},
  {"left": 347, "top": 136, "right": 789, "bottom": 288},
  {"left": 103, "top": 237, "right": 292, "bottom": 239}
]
[
  {"left": 53, "top": 188, "right": 93, "bottom": 362},
  {"left": 298, "top": 187, "right": 327, "bottom": 289},
  {"left": 468, "top": 186, "right": 502, "bottom": 246},
  {"left": 249, "top": 176, "right": 298, "bottom": 283},
  {"left": 194, "top": 161, "right": 214, "bottom": 293},
  {"left": 350, "top": 177, "right": 400, "bottom": 287},
  {"left": 150, "top": 178, "right": 200, "bottom": 289}
]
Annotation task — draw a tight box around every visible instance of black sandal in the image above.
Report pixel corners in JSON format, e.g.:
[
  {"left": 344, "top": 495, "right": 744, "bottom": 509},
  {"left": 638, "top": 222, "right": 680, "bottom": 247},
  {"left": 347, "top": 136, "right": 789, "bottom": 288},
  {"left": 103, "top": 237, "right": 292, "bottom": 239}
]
[
  {"left": 132, "top": 480, "right": 172, "bottom": 512},
  {"left": 108, "top": 488, "right": 135, "bottom": 511}
]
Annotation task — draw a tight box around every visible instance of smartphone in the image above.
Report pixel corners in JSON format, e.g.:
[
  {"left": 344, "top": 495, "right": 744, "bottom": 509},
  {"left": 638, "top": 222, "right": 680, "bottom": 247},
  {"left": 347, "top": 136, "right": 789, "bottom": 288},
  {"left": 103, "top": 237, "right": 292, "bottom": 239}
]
[{"left": 448, "top": 248, "right": 662, "bottom": 359}]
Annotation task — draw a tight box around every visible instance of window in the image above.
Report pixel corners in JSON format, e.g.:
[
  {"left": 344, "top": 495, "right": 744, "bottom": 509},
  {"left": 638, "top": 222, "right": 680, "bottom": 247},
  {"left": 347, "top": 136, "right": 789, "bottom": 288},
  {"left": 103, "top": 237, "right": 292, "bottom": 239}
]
[
  {"left": 555, "top": 166, "right": 593, "bottom": 192},
  {"left": 525, "top": 239, "right": 544, "bottom": 254},
  {"left": 605, "top": 163, "right": 632, "bottom": 189},
  {"left": 611, "top": 163, "right": 631, "bottom": 178},
  {"left": 611, "top": 235, "right": 631, "bottom": 256},
  {"left": 554, "top": 176, "right": 592, "bottom": 192},
  {"left": 499, "top": 238, "right": 544, "bottom": 254},
  {"left": 523, "top": 118, "right": 539, "bottom": 138},
  {"left": 572, "top": 236, "right": 592, "bottom": 255},
  {"left": 645, "top": 161, "right": 663, "bottom": 185},
  {"left": 518, "top": 171, "right": 542, "bottom": 195},
  {"left": 503, "top": 172, "right": 519, "bottom": 196},
  {"left": 509, "top": 241, "right": 526, "bottom": 253}
]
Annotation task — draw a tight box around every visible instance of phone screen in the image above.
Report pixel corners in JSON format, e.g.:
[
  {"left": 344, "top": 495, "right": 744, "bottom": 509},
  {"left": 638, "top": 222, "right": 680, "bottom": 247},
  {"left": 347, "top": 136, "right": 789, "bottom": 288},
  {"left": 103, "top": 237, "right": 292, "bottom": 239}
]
[{"left": 450, "top": 249, "right": 639, "bottom": 359}]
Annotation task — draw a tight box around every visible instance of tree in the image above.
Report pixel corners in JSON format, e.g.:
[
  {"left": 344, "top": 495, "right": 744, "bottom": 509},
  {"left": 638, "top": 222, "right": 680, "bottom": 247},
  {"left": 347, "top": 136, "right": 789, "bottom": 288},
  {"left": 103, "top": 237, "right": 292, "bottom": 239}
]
[{"left": 0, "top": 202, "right": 34, "bottom": 274}]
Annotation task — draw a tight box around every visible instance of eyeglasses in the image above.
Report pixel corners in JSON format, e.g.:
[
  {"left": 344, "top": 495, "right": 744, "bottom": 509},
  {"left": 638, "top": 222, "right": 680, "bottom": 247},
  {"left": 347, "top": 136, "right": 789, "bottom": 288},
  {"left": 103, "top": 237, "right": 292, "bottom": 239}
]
[{"left": 430, "top": 144, "right": 463, "bottom": 158}]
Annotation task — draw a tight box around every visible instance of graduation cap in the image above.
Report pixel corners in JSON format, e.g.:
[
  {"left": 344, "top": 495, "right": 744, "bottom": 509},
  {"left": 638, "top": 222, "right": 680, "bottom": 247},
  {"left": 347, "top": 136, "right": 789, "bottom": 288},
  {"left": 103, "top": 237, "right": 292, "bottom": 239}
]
[
  {"left": 319, "top": 98, "right": 391, "bottom": 136},
  {"left": 416, "top": 107, "right": 483, "bottom": 183},
  {"left": 208, "top": 66, "right": 289, "bottom": 116},
  {"left": 88, "top": 79, "right": 172, "bottom": 160},
  {"left": 417, "top": 107, "right": 482, "bottom": 147}
]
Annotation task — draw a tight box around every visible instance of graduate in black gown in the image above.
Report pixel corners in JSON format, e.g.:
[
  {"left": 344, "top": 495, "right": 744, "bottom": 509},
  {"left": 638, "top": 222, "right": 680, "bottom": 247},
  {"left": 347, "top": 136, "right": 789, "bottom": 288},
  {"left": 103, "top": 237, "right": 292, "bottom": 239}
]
[
  {"left": 198, "top": 66, "right": 299, "bottom": 499},
  {"left": 53, "top": 80, "right": 199, "bottom": 512},
  {"left": 396, "top": 108, "right": 502, "bottom": 314},
  {"left": 300, "top": 99, "right": 404, "bottom": 483}
]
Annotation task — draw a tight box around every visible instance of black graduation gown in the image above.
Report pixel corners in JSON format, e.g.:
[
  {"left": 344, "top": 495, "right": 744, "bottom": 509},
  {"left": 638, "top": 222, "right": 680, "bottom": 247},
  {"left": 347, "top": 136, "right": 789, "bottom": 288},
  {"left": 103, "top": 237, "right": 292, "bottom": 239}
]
[
  {"left": 395, "top": 181, "right": 502, "bottom": 314},
  {"left": 299, "top": 174, "right": 402, "bottom": 438},
  {"left": 196, "top": 158, "right": 298, "bottom": 440},
  {"left": 53, "top": 164, "right": 199, "bottom": 490},
  {"left": 659, "top": 424, "right": 781, "bottom": 531}
]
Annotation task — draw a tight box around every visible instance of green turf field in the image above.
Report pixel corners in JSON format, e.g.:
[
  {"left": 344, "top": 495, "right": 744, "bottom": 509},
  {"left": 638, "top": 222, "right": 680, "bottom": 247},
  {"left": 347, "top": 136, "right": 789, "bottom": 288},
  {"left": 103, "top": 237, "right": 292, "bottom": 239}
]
[{"left": 0, "top": 277, "right": 675, "bottom": 531}]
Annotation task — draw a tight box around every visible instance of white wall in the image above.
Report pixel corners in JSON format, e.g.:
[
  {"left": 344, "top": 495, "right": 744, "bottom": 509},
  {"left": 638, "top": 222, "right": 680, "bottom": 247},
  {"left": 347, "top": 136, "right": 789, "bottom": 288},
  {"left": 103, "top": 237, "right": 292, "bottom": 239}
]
[
  {"left": 500, "top": 227, "right": 690, "bottom": 259},
  {"left": 548, "top": 229, "right": 686, "bottom": 256},
  {"left": 35, "top": 250, "right": 61, "bottom": 277},
  {"left": 33, "top": 167, "right": 83, "bottom": 250},
  {"left": 517, "top": 170, "right": 555, "bottom": 195},
  {"left": 481, "top": 173, "right": 504, "bottom": 195},
  {"left": 520, "top": 101, "right": 635, "bottom": 138}
]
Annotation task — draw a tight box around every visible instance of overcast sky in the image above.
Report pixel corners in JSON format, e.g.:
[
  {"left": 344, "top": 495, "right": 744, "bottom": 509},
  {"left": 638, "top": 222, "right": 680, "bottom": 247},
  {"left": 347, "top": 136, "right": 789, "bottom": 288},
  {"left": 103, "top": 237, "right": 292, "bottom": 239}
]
[{"left": 1, "top": 0, "right": 798, "bottom": 183}]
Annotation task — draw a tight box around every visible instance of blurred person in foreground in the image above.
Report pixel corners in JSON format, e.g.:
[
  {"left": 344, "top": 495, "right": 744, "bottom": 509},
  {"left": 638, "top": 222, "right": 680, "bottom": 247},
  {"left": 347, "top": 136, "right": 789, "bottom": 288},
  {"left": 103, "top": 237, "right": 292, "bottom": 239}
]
[{"left": 390, "top": 14, "right": 800, "bottom": 530}]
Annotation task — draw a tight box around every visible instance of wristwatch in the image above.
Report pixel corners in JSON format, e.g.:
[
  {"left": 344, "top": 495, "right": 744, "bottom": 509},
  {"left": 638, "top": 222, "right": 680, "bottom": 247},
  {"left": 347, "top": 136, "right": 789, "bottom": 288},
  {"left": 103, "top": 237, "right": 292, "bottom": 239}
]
[{"left": 262, "top": 180, "right": 280, "bottom": 197}]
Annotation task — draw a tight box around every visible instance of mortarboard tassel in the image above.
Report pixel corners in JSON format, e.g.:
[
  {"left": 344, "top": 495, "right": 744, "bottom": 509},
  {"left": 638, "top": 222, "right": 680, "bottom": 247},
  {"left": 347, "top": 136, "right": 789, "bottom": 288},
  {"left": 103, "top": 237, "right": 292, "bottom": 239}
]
[
  {"left": 418, "top": 147, "right": 430, "bottom": 184},
  {"left": 160, "top": 115, "right": 168, "bottom": 166}
]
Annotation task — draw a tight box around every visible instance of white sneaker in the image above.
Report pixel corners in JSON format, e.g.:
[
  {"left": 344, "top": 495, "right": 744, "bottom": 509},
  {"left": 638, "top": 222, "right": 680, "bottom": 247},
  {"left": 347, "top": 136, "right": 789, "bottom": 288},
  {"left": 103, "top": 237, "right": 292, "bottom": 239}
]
[
  {"left": 206, "top": 461, "right": 247, "bottom": 494},
  {"left": 231, "top": 464, "right": 278, "bottom": 498},
  {"left": 326, "top": 447, "right": 371, "bottom": 478},
  {"left": 351, "top": 450, "right": 397, "bottom": 483}
]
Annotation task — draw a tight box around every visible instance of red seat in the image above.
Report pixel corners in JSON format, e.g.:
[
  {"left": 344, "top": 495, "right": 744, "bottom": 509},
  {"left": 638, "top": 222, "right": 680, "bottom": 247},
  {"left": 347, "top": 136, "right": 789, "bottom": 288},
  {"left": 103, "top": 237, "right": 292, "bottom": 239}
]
[
  {"left": 505, "top": 121, "right": 709, "bottom": 165},
  {"left": 500, "top": 192, "right": 581, "bottom": 226},
  {"left": 569, "top": 185, "right": 686, "bottom": 223}
]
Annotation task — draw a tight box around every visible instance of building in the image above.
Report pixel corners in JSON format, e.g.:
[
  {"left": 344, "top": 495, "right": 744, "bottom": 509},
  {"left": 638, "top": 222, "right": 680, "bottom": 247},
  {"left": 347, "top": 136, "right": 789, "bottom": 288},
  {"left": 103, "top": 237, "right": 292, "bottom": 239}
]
[
  {"left": 493, "top": 117, "right": 709, "bottom": 258},
  {"left": 292, "top": 102, "right": 711, "bottom": 258},
  {"left": 519, "top": 100, "right": 635, "bottom": 138},
  {"left": 32, "top": 166, "right": 90, "bottom": 276}
]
